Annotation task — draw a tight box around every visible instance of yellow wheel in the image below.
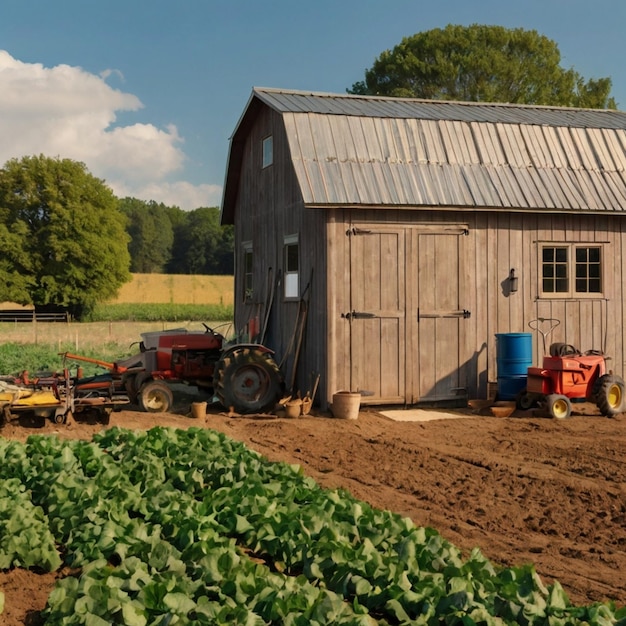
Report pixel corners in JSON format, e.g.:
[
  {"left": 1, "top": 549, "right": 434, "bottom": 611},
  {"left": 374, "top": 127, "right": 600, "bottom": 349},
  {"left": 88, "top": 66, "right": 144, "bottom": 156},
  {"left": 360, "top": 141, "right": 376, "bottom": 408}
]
[
  {"left": 595, "top": 375, "right": 625, "bottom": 418},
  {"left": 546, "top": 394, "right": 572, "bottom": 419},
  {"left": 138, "top": 380, "right": 173, "bottom": 413}
]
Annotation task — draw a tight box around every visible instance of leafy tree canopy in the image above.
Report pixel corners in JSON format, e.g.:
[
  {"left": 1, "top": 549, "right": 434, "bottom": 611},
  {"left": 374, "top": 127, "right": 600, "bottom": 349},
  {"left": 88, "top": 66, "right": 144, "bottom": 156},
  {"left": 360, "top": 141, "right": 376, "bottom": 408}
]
[
  {"left": 0, "top": 155, "right": 131, "bottom": 318},
  {"left": 119, "top": 197, "right": 174, "bottom": 273},
  {"left": 166, "top": 207, "right": 234, "bottom": 275},
  {"left": 349, "top": 24, "right": 617, "bottom": 109}
]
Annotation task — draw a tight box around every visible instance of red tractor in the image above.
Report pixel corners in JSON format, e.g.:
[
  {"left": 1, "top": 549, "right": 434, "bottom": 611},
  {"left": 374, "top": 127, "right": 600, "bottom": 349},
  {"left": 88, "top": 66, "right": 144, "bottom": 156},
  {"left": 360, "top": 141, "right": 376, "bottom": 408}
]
[
  {"left": 69, "top": 325, "right": 283, "bottom": 415},
  {"left": 516, "top": 342, "right": 625, "bottom": 419}
]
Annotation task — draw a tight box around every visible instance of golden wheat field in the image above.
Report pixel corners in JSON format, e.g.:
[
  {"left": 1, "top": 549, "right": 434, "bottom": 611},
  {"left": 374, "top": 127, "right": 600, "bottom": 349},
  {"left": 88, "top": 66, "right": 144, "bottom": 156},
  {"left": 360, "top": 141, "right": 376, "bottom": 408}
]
[{"left": 111, "top": 273, "right": 234, "bottom": 306}]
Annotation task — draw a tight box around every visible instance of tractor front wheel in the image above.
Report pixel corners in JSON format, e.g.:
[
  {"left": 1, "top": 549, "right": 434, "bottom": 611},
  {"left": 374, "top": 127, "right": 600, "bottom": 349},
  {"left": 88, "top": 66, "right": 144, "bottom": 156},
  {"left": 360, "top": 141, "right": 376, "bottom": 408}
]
[
  {"left": 594, "top": 374, "right": 625, "bottom": 418},
  {"left": 214, "top": 348, "right": 282, "bottom": 414},
  {"left": 546, "top": 394, "right": 572, "bottom": 419},
  {"left": 138, "top": 380, "right": 174, "bottom": 413}
]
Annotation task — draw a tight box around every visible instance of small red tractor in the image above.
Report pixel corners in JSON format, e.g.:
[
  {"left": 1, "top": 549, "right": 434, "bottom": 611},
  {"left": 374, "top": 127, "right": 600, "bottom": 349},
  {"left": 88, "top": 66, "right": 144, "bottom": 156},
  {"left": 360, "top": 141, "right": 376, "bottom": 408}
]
[
  {"left": 516, "top": 342, "right": 625, "bottom": 419},
  {"left": 67, "top": 325, "right": 283, "bottom": 415}
]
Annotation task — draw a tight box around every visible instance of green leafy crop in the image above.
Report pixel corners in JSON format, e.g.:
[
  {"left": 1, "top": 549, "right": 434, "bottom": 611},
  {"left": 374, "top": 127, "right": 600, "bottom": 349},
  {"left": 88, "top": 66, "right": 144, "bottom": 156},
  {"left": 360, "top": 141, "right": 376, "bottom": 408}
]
[{"left": 0, "top": 427, "right": 624, "bottom": 625}]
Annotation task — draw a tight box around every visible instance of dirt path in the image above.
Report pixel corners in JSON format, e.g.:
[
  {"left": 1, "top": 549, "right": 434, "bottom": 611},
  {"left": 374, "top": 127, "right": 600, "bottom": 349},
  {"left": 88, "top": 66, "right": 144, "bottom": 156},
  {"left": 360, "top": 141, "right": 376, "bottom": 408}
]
[{"left": 0, "top": 403, "right": 624, "bottom": 624}]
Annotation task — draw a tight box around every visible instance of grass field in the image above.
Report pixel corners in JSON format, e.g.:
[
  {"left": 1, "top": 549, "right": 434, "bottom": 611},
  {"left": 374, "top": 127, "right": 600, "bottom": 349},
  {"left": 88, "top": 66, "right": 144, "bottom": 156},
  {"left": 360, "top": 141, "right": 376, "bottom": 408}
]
[
  {"left": 0, "top": 274, "right": 236, "bottom": 371},
  {"left": 0, "top": 319, "right": 235, "bottom": 351}
]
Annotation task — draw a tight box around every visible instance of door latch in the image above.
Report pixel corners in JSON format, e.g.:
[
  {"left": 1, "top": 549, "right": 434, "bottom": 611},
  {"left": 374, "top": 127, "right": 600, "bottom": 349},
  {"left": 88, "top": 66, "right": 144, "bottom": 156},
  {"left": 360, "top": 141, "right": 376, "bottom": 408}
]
[{"left": 342, "top": 310, "right": 376, "bottom": 320}]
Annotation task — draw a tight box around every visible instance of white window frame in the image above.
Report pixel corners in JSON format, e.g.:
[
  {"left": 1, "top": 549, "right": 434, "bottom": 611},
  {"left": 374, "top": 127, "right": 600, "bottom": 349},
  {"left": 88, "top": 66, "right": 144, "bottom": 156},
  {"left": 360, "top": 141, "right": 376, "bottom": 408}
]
[
  {"left": 283, "top": 234, "right": 299, "bottom": 300},
  {"left": 262, "top": 135, "right": 273, "bottom": 168},
  {"left": 538, "top": 242, "right": 604, "bottom": 299}
]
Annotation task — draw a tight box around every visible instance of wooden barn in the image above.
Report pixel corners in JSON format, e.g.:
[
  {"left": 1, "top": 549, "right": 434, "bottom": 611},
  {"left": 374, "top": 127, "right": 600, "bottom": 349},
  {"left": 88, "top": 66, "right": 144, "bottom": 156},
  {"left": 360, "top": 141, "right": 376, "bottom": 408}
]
[{"left": 220, "top": 87, "right": 626, "bottom": 409}]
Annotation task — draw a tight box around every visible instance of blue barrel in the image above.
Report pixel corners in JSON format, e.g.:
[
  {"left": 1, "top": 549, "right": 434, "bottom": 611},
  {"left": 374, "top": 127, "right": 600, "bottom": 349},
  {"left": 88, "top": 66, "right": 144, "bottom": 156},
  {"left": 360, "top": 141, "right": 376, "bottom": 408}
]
[{"left": 496, "top": 333, "right": 532, "bottom": 400}]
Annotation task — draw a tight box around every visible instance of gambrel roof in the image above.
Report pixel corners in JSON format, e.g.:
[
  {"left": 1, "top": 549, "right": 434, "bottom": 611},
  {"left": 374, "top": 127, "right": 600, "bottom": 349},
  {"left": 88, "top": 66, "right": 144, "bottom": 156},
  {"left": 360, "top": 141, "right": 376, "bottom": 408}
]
[{"left": 221, "top": 87, "right": 626, "bottom": 221}]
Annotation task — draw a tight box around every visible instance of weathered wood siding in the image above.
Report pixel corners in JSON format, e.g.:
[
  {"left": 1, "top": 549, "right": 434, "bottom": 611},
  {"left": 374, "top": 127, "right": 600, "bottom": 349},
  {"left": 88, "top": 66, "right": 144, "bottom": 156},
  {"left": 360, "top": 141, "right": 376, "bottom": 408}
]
[
  {"left": 231, "top": 107, "right": 328, "bottom": 398},
  {"left": 327, "top": 208, "right": 626, "bottom": 405},
  {"left": 225, "top": 90, "right": 626, "bottom": 409}
]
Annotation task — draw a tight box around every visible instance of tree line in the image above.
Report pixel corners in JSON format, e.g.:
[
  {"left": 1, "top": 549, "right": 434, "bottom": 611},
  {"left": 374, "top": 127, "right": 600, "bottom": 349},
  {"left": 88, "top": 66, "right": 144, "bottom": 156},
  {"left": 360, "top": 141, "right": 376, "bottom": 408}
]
[{"left": 119, "top": 198, "right": 233, "bottom": 276}]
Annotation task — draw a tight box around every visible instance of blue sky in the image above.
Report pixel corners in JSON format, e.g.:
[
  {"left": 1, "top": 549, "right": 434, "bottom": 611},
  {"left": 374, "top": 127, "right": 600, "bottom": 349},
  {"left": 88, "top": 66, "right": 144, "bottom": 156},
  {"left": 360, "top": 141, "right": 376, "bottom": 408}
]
[{"left": 0, "top": 0, "right": 624, "bottom": 210}]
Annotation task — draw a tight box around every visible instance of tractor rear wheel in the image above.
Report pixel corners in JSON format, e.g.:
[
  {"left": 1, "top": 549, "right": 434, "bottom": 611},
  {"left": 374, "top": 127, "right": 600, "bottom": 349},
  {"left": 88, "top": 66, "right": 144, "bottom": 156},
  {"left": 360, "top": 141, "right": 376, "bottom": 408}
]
[
  {"left": 546, "top": 394, "right": 572, "bottom": 419},
  {"left": 214, "top": 348, "right": 282, "bottom": 414},
  {"left": 594, "top": 374, "right": 625, "bottom": 418},
  {"left": 138, "top": 380, "right": 174, "bottom": 413}
]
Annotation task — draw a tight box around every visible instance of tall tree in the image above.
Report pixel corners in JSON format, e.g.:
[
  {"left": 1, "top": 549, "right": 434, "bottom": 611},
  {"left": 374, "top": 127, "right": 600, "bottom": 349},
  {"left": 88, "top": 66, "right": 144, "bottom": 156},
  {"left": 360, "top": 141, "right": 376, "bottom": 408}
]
[
  {"left": 167, "top": 207, "right": 234, "bottom": 275},
  {"left": 119, "top": 197, "right": 174, "bottom": 273},
  {"left": 0, "top": 155, "right": 131, "bottom": 318},
  {"left": 349, "top": 25, "right": 616, "bottom": 109}
]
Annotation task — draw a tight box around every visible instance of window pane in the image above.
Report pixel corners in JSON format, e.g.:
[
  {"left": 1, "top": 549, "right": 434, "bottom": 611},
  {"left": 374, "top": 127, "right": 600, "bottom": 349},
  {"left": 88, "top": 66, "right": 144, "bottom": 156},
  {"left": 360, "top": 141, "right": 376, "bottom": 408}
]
[
  {"left": 542, "top": 246, "right": 569, "bottom": 294},
  {"left": 284, "top": 237, "right": 299, "bottom": 299},
  {"left": 262, "top": 136, "right": 273, "bottom": 168},
  {"left": 574, "top": 246, "right": 602, "bottom": 294},
  {"left": 286, "top": 243, "right": 299, "bottom": 272},
  {"left": 555, "top": 278, "right": 568, "bottom": 292},
  {"left": 589, "top": 278, "right": 601, "bottom": 292},
  {"left": 244, "top": 249, "right": 253, "bottom": 301}
]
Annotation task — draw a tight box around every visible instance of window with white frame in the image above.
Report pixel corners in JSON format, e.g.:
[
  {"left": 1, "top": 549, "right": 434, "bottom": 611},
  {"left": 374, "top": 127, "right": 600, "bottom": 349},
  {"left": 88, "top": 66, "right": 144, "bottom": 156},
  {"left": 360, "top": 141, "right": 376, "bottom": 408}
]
[
  {"left": 262, "top": 135, "right": 273, "bottom": 168},
  {"left": 284, "top": 234, "right": 299, "bottom": 299},
  {"left": 540, "top": 243, "right": 603, "bottom": 297},
  {"left": 243, "top": 242, "right": 253, "bottom": 302}
]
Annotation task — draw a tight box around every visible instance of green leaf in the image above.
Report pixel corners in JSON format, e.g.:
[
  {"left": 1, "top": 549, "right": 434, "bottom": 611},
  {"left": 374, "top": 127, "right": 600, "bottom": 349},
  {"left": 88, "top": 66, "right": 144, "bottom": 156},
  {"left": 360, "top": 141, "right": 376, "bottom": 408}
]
[
  {"left": 120, "top": 600, "right": 148, "bottom": 626},
  {"left": 84, "top": 613, "right": 112, "bottom": 626},
  {"left": 163, "top": 591, "right": 197, "bottom": 614}
]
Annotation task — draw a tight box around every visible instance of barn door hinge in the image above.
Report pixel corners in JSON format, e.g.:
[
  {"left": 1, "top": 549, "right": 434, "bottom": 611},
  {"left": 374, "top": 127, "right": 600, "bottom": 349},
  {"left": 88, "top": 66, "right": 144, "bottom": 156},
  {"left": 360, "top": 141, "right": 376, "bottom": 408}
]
[
  {"left": 346, "top": 227, "right": 372, "bottom": 236},
  {"left": 341, "top": 310, "right": 377, "bottom": 320},
  {"left": 417, "top": 308, "right": 471, "bottom": 321}
]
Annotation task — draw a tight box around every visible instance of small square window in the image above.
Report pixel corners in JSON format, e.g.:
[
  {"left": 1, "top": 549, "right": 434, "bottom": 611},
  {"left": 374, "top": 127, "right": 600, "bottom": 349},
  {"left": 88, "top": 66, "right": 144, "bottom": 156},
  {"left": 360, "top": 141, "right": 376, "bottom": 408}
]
[{"left": 262, "top": 136, "right": 273, "bottom": 168}]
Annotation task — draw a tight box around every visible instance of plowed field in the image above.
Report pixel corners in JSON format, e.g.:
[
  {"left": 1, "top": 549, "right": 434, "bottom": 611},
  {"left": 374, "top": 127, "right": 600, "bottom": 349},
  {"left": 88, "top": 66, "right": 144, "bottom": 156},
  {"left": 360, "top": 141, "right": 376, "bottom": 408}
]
[{"left": 0, "top": 401, "right": 624, "bottom": 624}]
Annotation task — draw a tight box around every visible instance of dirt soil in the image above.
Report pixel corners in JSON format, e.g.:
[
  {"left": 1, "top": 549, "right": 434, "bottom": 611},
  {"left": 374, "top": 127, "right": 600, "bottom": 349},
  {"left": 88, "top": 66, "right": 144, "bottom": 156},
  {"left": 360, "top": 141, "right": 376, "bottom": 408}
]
[{"left": 0, "top": 400, "right": 625, "bottom": 625}]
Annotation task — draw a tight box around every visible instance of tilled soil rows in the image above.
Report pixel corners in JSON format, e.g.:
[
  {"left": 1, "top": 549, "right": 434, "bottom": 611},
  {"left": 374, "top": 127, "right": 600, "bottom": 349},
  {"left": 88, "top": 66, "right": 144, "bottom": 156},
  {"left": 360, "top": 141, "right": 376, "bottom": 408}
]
[{"left": 0, "top": 402, "right": 624, "bottom": 624}]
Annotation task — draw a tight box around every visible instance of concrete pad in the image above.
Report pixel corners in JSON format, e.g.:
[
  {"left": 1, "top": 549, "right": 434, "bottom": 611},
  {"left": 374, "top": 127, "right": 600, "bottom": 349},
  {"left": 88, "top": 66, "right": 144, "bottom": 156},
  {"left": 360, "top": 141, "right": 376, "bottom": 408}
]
[{"left": 378, "top": 408, "right": 476, "bottom": 422}]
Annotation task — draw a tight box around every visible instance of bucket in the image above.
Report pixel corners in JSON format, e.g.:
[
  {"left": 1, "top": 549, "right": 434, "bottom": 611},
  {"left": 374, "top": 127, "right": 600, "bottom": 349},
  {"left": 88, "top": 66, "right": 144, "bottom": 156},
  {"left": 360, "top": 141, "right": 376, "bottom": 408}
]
[
  {"left": 331, "top": 391, "right": 361, "bottom": 420},
  {"left": 284, "top": 401, "right": 302, "bottom": 419},
  {"left": 191, "top": 402, "right": 207, "bottom": 419},
  {"left": 496, "top": 333, "right": 532, "bottom": 400}
]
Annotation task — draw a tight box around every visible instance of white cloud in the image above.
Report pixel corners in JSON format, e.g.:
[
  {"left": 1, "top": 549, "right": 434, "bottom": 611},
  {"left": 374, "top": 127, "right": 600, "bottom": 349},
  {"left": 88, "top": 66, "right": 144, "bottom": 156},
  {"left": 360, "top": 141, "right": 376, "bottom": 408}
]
[
  {"left": 0, "top": 50, "right": 217, "bottom": 210},
  {"left": 111, "top": 180, "right": 224, "bottom": 210}
]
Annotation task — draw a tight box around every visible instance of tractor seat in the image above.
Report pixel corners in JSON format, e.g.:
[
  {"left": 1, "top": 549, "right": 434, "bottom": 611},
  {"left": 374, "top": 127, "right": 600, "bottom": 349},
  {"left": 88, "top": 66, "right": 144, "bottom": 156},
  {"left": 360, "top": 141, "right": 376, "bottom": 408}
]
[{"left": 549, "top": 343, "right": 581, "bottom": 357}]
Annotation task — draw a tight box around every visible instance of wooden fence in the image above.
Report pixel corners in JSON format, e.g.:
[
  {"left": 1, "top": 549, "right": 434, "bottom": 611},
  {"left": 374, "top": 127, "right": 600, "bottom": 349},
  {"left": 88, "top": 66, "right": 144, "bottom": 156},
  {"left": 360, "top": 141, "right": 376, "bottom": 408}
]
[{"left": 0, "top": 309, "right": 69, "bottom": 323}]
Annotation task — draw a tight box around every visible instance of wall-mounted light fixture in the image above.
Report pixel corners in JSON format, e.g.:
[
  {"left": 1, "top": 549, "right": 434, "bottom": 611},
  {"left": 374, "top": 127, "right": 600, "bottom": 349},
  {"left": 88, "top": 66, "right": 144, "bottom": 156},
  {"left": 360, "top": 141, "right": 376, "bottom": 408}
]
[{"left": 509, "top": 268, "right": 518, "bottom": 293}]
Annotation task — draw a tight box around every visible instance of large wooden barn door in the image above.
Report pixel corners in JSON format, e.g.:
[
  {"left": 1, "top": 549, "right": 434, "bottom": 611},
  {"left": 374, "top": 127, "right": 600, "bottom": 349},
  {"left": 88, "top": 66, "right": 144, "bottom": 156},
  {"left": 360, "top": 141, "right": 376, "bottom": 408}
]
[
  {"left": 414, "top": 229, "right": 469, "bottom": 402},
  {"left": 346, "top": 225, "right": 406, "bottom": 403}
]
